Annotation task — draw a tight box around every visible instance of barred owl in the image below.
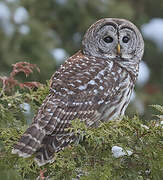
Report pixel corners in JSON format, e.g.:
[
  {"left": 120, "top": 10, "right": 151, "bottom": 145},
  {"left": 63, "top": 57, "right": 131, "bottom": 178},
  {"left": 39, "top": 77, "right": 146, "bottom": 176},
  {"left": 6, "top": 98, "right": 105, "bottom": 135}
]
[{"left": 12, "top": 18, "right": 144, "bottom": 166}]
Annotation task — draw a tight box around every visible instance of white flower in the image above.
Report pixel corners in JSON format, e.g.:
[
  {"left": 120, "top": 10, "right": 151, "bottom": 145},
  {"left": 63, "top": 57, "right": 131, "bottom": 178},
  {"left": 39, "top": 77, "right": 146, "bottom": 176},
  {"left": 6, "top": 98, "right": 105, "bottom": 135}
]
[
  {"left": 112, "top": 146, "right": 133, "bottom": 158},
  {"left": 141, "top": 18, "right": 163, "bottom": 50},
  {"left": 6, "top": 0, "right": 19, "bottom": 2},
  {"left": 14, "top": 7, "right": 29, "bottom": 24},
  {"left": 0, "top": 2, "right": 10, "bottom": 20},
  {"left": 51, "top": 48, "right": 68, "bottom": 64},
  {"left": 137, "top": 61, "right": 150, "bottom": 88},
  {"left": 19, "top": 25, "right": 30, "bottom": 35}
]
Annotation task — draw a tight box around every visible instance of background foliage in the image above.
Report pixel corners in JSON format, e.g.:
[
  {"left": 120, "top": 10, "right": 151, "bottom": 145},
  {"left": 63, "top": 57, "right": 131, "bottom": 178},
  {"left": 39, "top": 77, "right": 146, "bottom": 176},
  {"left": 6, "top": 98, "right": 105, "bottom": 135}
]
[
  {"left": 0, "top": 0, "right": 163, "bottom": 179},
  {"left": 0, "top": 72, "right": 163, "bottom": 179},
  {"left": 0, "top": 0, "right": 163, "bottom": 118}
]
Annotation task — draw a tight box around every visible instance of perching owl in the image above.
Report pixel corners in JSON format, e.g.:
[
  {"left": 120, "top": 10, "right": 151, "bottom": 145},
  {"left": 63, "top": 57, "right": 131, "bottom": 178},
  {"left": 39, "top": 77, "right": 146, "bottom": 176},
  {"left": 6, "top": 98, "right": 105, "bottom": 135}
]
[{"left": 12, "top": 18, "right": 144, "bottom": 166}]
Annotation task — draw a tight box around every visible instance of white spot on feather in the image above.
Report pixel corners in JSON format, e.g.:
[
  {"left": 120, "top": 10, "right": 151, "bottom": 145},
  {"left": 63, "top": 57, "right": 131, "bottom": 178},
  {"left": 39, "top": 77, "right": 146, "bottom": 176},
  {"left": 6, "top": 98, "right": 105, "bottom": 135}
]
[
  {"left": 88, "top": 80, "right": 96, "bottom": 85},
  {"left": 68, "top": 90, "right": 74, "bottom": 95},
  {"left": 99, "top": 69, "right": 105, "bottom": 76},
  {"left": 78, "top": 84, "right": 87, "bottom": 90},
  {"left": 98, "top": 99, "right": 104, "bottom": 104},
  {"left": 99, "top": 86, "right": 104, "bottom": 90},
  {"left": 75, "top": 64, "right": 81, "bottom": 68},
  {"left": 93, "top": 89, "right": 98, "bottom": 94},
  {"left": 76, "top": 79, "right": 82, "bottom": 83},
  {"left": 104, "top": 92, "right": 108, "bottom": 96},
  {"left": 106, "top": 61, "right": 113, "bottom": 70}
]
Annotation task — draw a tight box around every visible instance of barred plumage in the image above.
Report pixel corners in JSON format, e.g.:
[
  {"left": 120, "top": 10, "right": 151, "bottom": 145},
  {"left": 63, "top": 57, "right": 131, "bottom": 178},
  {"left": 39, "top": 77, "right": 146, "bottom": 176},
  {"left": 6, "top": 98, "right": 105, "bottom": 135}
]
[{"left": 12, "top": 18, "right": 144, "bottom": 166}]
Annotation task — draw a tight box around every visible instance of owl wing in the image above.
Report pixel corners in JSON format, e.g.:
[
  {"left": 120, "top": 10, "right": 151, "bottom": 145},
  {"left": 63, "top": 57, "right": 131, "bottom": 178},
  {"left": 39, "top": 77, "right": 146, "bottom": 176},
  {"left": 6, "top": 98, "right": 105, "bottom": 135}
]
[{"left": 12, "top": 51, "right": 123, "bottom": 166}]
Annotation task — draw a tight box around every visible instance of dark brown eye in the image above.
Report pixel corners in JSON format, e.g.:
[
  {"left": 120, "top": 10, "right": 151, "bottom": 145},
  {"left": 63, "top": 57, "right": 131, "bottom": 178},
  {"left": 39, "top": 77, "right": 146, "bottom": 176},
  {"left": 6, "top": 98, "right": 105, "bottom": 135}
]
[
  {"left": 103, "top": 36, "right": 113, "bottom": 43},
  {"left": 122, "top": 36, "right": 130, "bottom": 43}
]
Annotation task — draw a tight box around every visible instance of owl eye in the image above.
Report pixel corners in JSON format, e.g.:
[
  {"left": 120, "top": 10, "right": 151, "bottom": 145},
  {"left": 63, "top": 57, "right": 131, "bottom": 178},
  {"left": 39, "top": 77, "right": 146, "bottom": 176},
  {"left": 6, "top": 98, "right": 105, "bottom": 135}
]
[
  {"left": 122, "top": 36, "right": 130, "bottom": 43},
  {"left": 103, "top": 36, "right": 113, "bottom": 43}
]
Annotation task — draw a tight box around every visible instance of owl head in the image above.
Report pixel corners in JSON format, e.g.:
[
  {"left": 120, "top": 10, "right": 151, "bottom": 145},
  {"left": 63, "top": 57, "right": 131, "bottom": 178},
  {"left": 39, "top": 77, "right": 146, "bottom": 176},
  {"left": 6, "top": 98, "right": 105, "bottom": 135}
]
[{"left": 82, "top": 18, "right": 144, "bottom": 62}]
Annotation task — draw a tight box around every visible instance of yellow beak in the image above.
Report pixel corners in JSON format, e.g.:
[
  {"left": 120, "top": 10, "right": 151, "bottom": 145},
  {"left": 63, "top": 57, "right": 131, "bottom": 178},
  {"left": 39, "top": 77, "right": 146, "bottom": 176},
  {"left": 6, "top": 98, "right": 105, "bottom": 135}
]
[{"left": 117, "top": 43, "right": 121, "bottom": 55}]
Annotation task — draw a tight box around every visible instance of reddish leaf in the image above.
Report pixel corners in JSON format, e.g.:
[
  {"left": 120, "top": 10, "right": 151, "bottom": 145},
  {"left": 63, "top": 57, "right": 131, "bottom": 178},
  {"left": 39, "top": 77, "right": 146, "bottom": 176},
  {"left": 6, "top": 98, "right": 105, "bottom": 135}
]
[
  {"left": 11, "top": 62, "right": 40, "bottom": 77},
  {"left": 19, "top": 82, "right": 43, "bottom": 89},
  {"left": 0, "top": 62, "right": 42, "bottom": 93}
]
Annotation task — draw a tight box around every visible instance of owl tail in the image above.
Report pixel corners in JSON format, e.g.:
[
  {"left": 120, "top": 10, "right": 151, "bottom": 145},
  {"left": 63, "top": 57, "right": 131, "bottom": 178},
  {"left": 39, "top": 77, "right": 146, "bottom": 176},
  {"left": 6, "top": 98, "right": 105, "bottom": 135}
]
[
  {"left": 12, "top": 124, "right": 76, "bottom": 166},
  {"left": 34, "top": 133, "right": 76, "bottom": 166},
  {"left": 34, "top": 135, "right": 59, "bottom": 166},
  {"left": 12, "top": 123, "right": 45, "bottom": 158}
]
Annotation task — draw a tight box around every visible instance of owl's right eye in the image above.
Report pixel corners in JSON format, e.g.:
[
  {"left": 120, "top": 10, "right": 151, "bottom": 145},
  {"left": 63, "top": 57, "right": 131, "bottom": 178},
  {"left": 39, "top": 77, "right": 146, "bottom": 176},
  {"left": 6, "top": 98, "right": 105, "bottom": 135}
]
[{"left": 103, "top": 36, "right": 113, "bottom": 43}]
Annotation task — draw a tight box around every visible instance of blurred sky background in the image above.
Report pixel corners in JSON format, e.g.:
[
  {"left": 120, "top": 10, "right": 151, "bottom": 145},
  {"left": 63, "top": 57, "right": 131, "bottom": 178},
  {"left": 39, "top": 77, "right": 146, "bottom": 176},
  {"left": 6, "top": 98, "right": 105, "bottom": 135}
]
[{"left": 0, "top": 0, "right": 163, "bottom": 120}]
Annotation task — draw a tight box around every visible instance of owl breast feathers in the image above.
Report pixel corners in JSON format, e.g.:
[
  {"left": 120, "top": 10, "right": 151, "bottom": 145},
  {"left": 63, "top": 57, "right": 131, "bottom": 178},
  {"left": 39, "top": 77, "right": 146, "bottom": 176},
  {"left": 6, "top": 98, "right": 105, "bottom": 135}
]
[{"left": 12, "top": 18, "right": 144, "bottom": 166}]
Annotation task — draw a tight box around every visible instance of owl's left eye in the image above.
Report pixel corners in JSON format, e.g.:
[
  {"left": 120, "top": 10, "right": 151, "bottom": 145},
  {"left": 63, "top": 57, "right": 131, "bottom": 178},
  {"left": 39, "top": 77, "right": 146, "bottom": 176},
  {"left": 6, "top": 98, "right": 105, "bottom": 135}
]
[{"left": 122, "top": 36, "right": 130, "bottom": 43}]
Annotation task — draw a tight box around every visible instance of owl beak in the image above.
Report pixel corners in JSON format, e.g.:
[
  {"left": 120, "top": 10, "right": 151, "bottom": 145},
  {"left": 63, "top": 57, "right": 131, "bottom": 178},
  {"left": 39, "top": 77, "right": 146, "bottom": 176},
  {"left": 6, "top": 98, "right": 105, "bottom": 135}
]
[{"left": 117, "top": 43, "right": 121, "bottom": 55}]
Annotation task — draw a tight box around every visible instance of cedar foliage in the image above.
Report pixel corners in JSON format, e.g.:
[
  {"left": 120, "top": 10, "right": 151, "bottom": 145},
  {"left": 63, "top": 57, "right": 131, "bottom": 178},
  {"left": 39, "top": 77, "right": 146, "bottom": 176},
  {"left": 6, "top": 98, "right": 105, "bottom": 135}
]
[{"left": 0, "top": 63, "right": 163, "bottom": 180}]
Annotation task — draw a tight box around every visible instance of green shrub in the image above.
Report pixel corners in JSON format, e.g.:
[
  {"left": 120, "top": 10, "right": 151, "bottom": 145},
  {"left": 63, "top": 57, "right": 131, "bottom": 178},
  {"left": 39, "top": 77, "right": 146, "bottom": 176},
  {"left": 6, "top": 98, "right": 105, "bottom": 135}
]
[{"left": 0, "top": 63, "right": 162, "bottom": 180}]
